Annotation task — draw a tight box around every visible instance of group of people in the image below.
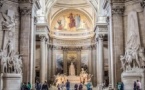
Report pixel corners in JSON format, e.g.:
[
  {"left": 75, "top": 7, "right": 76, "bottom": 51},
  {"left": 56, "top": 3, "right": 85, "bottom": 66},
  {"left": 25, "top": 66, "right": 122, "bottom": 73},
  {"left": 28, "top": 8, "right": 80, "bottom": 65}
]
[
  {"left": 57, "top": 80, "right": 92, "bottom": 90},
  {"left": 57, "top": 80, "right": 70, "bottom": 90},
  {"left": 74, "top": 82, "right": 92, "bottom": 90},
  {"left": 134, "top": 80, "right": 142, "bottom": 90},
  {"left": 21, "top": 80, "right": 49, "bottom": 90}
]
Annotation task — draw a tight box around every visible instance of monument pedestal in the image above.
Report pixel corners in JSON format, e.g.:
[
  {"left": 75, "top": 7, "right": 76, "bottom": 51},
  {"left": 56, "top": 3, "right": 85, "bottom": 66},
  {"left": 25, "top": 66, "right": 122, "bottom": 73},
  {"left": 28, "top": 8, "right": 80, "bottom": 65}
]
[
  {"left": 121, "top": 69, "right": 145, "bottom": 90},
  {"left": 3, "top": 73, "right": 22, "bottom": 90}
]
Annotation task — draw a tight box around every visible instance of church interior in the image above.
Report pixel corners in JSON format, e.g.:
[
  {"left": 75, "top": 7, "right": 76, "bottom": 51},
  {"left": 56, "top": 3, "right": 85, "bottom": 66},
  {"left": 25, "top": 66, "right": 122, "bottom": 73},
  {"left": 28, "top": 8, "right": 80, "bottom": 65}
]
[{"left": 0, "top": 0, "right": 145, "bottom": 90}]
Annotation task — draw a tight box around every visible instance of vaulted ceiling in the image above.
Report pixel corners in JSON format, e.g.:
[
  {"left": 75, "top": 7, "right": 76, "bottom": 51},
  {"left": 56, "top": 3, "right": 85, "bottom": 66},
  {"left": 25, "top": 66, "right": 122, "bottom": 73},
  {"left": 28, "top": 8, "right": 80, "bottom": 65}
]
[{"left": 56, "top": 0, "right": 88, "bottom": 5}]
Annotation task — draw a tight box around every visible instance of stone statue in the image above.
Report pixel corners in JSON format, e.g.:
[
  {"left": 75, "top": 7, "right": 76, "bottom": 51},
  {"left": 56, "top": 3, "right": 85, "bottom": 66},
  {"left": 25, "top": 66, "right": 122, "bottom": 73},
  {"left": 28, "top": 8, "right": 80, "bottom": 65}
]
[
  {"left": 69, "top": 62, "right": 75, "bottom": 76},
  {"left": 0, "top": 49, "right": 22, "bottom": 74},
  {"left": 1, "top": 12, "right": 15, "bottom": 31},
  {"left": 1, "top": 54, "right": 8, "bottom": 73},
  {"left": 4, "top": 39, "right": 14, "bottom": 54},
  {"left": 13, "top": 54, "right": 22, "bottom": 73},
  {"left": 120, "top": 11, "right": 145, "bottom": 71},
  {"left": 54, "top": 74, "right": 62, "bottom": 86},
  {"left": 1, "top": 10, "right": 15, "bottom": 55},
  {"left": 79, "top": 68, "right": 92, "bottom": 84}
]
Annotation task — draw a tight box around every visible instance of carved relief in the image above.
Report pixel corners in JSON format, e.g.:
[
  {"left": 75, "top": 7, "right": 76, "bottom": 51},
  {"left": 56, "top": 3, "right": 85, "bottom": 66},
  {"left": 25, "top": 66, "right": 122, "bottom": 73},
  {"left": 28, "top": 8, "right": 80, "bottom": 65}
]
[{"left": 120, "top": 11, "right": 145, "bottom": 72}]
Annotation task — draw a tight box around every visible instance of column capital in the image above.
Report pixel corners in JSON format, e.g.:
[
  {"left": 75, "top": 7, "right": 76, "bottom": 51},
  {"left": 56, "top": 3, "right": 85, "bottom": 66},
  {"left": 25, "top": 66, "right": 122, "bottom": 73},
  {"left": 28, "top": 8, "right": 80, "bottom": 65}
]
[
  {"left": 97, "top": 34, "right": 105, "bottom": 41},
  {"left": 141, "top": 0, "right": 145, "bottom": 9},
  {"left": 40, "top": 35, "right": 46, "bottom": 42},
  {"left": 20, "top": 7, "right": 32, "bottom": 16},
  {"left": 0, "top": 0, "right": 3, "bottom": 9},
  {"left": 112, "top": 5, "right": 125, "bottom": 15},
  {"left": 19, "top": 3, "right": 32, "bottom": 16}
]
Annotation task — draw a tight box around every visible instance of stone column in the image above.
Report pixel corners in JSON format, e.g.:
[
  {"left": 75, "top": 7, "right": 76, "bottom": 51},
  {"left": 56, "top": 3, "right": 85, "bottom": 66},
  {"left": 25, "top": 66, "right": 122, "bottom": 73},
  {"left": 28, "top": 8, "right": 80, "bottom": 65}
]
[
  {"left": 48, "top": 45, "right": 52, "bottom": 80},
  {"left": 63, "top": 49, "right": 67, "bottom": 75},
  {"left": 45, "top": 39, "right": 48, "bottom": 81},
  {"left": 92, "top": 45, "right": 97, "bottom": 86},
  {"left": 32, "top": 17, "right": 37, "bottom": 88},
  {"left": 88, "top": 48, "right": 92, "bottom": 74},
  {"left": 20, "top": 4, "right": 32, "bottom": 82},
  {"left": 50, "top": 46, "right": 53, "bottom": 78},
  {"left": 112, "top": 4, "right": 124, "bottom": 84},
  {"left": 77, "top": 49, "right": 81, "bottom": 75},
  {"left": 97, "top": 35, "right": 104, "bottom": 86},
  {"left": 40, "top": 36, "right": 46, "bottom": 83}
]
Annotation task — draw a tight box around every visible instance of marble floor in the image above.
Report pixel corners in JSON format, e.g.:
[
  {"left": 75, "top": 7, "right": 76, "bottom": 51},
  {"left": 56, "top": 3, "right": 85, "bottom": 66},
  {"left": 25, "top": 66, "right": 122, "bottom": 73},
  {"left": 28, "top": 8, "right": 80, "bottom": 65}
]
[{"left": 49, "top": 85, "right": 109, "bottom": 90}]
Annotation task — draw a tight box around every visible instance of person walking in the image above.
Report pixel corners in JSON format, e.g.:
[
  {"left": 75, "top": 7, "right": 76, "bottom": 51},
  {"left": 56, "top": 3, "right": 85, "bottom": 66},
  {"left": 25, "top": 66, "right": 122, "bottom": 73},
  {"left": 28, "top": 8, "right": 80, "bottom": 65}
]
[{"left": 66, "top": 80, "right": 70, "bottom": 90}]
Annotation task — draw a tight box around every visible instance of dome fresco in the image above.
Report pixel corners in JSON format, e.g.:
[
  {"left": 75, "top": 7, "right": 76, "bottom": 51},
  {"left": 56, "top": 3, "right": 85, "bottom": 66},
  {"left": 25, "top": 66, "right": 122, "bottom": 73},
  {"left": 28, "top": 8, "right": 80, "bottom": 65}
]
[{"left": 51, "top": 9, "right": 93, "bottom": 32}]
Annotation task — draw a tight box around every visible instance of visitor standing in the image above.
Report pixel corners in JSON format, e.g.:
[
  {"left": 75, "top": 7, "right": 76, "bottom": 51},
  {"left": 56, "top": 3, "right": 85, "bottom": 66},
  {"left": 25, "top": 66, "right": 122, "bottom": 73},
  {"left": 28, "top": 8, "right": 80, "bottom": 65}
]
[
  {"left": 79, "top": 82, "right": 83, "bottom": 90},
  {"left": 120, "top": 82, "right": 124, "bottom": 90},
  {"left": 136, "top": 80, "right": 141, "bottom": 90},
  {"left": 21, "top": 82, "right": 29, "bottom": 90},
  {"left": 74, "top": 83, "right": 78, "bottom": 90},
  {"left": 35, "top": 81, "right": 41, "bottom": 90},
  {"left": 134, "top": 81, "right": 137, "bottom": 90},
  {"left": 27, "top": 82, "right": 31, "bottom": 90},
  {"left": 57, "top": 84, "right": 61, "bottom": 90},
  {"left": 86, "top": 81, "right": 92, "bottom": 90},
  {"left": 66, "top": 80, "right": 70, "bottom": 90},
  {"left": 61, "top": 82, "right": 65, "bottom": 90},
  {"left": 41, "top": 81, "right": 48, "bottom": 90}
]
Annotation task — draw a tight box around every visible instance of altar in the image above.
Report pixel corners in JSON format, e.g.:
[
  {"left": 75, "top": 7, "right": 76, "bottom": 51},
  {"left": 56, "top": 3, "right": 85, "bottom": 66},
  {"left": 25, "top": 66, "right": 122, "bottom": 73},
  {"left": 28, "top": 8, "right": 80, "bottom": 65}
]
[
  {"left": 67, "top": 76, "right": 80, "bottom": 83},
  {"left": 54, "top": 66, "right": 93, "bottom": 86}
]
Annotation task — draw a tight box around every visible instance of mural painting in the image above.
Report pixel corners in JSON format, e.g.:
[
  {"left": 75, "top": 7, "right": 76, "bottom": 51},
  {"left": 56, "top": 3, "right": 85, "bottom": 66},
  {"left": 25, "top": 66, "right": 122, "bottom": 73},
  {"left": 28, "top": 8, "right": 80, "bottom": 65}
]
[
  {"left": 52, "top": 11, "right": 91, "bottom": 31},
  {"left": 81, "top": 54, "right": 88, "bottom": 71},
  {"left": 56, "top": 54, "right": 63, "bottom": 74}
]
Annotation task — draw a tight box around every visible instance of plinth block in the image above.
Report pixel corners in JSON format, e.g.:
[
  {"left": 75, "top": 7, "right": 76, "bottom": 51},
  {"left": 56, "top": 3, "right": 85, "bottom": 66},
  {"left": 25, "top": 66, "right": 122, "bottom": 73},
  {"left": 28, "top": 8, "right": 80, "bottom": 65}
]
[
  {"left": 121, "top": 69, "right": 145, "bottom": 90},
  {"left": 3, "top": 73, "right": 22, "bottom": 90}
]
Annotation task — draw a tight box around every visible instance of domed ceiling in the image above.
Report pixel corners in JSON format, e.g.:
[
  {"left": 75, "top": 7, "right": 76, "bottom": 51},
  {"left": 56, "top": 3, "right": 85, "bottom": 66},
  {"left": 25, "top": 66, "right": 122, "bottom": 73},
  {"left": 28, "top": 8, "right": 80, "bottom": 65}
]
[{"left": 56, "top": 0, "right": 88, "bottom": 5}]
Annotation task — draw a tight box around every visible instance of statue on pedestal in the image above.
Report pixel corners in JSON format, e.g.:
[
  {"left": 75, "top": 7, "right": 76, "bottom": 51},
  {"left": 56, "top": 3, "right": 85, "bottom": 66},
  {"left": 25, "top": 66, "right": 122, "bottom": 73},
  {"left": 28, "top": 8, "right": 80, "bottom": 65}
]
[
  {"left": 69, "top": 62, "right": 75, "bottom": 76},
  {"left": 120, "top": 11, "right": 145, "bottom": 72}
]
